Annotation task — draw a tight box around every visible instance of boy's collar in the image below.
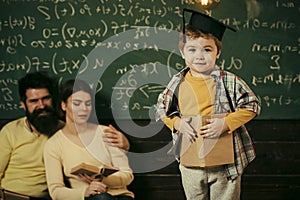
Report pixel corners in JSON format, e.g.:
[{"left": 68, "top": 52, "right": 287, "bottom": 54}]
[{"left": 178, "top": 65, "right": 220, "bottom": 78}]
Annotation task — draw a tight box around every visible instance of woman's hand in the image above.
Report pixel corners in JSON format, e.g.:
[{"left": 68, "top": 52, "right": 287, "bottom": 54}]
[
  {"left": 78, "top": 174, "right": 94, "bottom": 184},
  {"left": 84, "top": 180, "right": 108, "bottom": 197},
  {"left": 103, "top": 124, "right": 130, "bottom": 151}
]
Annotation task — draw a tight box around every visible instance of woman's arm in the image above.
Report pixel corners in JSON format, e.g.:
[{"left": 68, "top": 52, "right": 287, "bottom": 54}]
[
  {"left": 43, "top": 136, "right": 87, "bottom": 200},
  {"left": 102, "top": 141, "right": 134, "bottom": 188}
]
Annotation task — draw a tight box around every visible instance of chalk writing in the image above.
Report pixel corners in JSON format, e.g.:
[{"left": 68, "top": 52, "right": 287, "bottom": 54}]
[
  {"left": 252, "top": 73, "right": 299, "bottom": 89},
  {"left": 261, "top": 95, "right": 296, "bottom": 108},
  {"left": 251, "top": 42, "right": 299, "bottom": 54},
  {"left": 0, "top": 16, "right": 35, "bottom": 31}
]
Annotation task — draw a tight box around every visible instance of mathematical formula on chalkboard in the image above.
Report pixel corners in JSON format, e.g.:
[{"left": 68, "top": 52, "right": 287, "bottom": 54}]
[{"left": 0, "top": 0, "right": 299, "bottom": 120}]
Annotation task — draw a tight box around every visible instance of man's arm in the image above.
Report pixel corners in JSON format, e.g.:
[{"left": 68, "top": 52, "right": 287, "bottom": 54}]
[
  {"left": 0, "top": 127, "right": 12, "bottom": 184},
  {"left": 102, "top": 125, "right": 130, "bottom": 151}
]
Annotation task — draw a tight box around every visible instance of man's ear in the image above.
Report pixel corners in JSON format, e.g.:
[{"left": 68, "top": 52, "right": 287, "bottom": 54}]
[{"left": 20, "top": 101, "right": 26, "bottom": 110}]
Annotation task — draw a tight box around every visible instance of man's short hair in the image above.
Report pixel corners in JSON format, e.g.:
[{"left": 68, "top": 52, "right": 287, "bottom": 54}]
[{"left": 18, "top": 71, "right": 56, "bottom": 103}]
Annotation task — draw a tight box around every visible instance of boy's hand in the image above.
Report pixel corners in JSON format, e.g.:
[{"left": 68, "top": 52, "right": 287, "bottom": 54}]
[
  {"left": 200, "top": 117, "right": 228, "bottom": 138},
  {"left": 174, "top": 118, "right": 198, "bottom": 142},
  {"left": 103, "top": 124, "right": 130, "bottom": 151}
]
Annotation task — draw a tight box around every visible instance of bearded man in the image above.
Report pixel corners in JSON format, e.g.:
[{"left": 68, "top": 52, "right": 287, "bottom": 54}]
[
  {"left": 0, "top": 72, "right": 131, "bottom": 200},
  {"left": 0, "top": 72, "right": 64, "bottom": 200}
]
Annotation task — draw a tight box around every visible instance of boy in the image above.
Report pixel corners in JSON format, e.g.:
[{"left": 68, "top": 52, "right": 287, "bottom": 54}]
[{"left": 155, "top": 8, "right": 261, "bottom": 200}]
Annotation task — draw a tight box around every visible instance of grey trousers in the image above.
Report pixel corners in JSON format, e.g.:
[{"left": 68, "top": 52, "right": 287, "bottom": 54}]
[{"left": 179, "top": 165, "right": 241, "bottom": 200}]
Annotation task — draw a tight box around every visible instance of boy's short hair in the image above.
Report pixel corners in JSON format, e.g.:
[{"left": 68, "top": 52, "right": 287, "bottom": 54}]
[{"left": 178, "top": 24, "right": 223, "bottom": 53}]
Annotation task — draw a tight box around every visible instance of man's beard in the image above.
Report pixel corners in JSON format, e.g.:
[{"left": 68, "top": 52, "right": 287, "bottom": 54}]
[{"left": 26, "top": 106, "right": 59, "bottom": 136}]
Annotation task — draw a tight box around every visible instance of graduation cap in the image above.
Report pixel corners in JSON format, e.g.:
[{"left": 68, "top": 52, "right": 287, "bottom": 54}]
[{"left": 183, "top": 8, "right": 236, "bottom": 41}]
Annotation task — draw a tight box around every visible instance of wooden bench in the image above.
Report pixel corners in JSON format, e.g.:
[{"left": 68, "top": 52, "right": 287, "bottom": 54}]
[{"left": 0, "top": 187, "right": 29, "bottom": 200}]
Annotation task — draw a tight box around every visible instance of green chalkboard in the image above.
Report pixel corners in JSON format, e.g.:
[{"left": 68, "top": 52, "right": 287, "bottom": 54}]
[{"left": 0, "top": 0, "right": 299, "bottom": 120}]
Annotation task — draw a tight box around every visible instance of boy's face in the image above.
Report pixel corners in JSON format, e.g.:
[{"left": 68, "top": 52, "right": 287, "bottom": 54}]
[{"left": 181, "top": 36, "right": 220, "bottom": 76}]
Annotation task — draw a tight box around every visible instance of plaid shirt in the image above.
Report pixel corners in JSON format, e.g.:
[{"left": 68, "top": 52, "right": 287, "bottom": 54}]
[{"left": 155, "top": 66, "right": 261, "bottom": 180}]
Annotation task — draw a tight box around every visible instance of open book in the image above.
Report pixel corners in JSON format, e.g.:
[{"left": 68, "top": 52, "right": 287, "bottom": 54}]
[{"left": 71, "top": 163, "right": 119, "bottom": 179}]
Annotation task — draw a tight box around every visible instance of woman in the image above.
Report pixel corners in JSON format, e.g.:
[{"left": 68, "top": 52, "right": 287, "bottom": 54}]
[{"left": 44, "top": 79, "right": 134, "bottom": 200}]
